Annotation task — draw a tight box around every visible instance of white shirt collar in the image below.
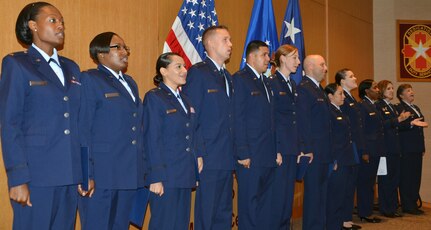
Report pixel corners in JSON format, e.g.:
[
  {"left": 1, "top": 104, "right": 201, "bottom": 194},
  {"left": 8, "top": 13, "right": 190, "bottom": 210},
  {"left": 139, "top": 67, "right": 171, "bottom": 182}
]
[
  {"left": 207, "top": 56, "right": 224, "bottom": 71},
  {"left": 277, "top": 70, "right": 290, "bottom": 82},
  {"left": 331, "top": 102, "right": 341, "bottom": 111},
  {"left": 163, "top": 83, "right": 180, "bottom": 96},
  {"left": 305, "top": 75, "right": 320, "bottom": 87},
  {"left": 32, "top": 43, "right": 60, "bottom": 65},
  {"left": 102, "top": 65, "right": 124, "bottom": 80},
  {"left": 364, "top": 96, "right": 375, "bottom": 104},
  {"left": 247, "top": 63, "right": 263, "bottom": 79}
]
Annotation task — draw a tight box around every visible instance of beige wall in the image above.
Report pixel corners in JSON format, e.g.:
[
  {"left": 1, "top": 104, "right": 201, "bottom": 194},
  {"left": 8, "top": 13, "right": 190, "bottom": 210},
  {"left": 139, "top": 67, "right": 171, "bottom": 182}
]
[
  {"left": 374, "top": 0, "right": 431, "bottom": 203},
  {"left": 0, "top": 0, "right": 373, "bottom": 229}
]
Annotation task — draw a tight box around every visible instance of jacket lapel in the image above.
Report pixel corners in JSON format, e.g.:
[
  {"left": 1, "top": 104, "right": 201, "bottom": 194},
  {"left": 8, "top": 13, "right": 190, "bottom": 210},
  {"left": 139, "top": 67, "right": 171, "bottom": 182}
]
[
  {"left": 98, "top": 65, "right": 136, "bottom": 105},
  {"left": 28, "top": 47, "right": 64, "bottom": 90},
  {"left": 160, "top": 83, "right": 188, "bottom": 117}
]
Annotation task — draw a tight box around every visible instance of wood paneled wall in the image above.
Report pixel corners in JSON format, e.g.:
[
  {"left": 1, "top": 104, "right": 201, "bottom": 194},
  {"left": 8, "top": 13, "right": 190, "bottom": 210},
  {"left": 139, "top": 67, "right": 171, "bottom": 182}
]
[{"left": 0, "top": 0, "right": 373, "bottom": 229}]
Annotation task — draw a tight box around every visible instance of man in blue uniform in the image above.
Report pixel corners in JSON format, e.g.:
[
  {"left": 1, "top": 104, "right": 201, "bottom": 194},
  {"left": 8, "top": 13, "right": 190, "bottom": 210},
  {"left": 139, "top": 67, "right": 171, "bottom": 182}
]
[
  {"left": 297, "top": 54, "right": 332, "bottom": 230},
  {"left": 233, "top": 40, "right": 277, "bottom": 230},
  {"left": 182, "top": 25, "right": 235, "bottom": 230}
]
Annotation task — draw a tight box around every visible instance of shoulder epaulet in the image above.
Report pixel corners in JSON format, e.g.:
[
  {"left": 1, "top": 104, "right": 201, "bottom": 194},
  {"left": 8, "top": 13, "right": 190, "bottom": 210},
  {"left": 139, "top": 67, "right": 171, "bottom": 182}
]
[
  {"left": 149, "top": 87, "right": 161, "bottom": 93},
  {"left": 8, "top": 51, "right": 27, "bottom": 57},
  {"left": 268, "top": 74, "right": 276, "bottom": 80}
]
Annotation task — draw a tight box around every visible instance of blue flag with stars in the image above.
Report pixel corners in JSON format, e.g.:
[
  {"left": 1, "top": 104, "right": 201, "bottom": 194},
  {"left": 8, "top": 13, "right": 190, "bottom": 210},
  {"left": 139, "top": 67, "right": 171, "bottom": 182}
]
[
  {"left": 240, "top": 0, "right": 279, "bottom": 72},
  {"left": 280, "top": 0, "right": 305, "bottom": 84}
]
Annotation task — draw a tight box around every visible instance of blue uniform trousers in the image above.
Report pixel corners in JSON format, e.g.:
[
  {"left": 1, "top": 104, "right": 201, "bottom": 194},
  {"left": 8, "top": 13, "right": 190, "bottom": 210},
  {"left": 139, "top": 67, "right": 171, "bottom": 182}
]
[
  {"left": 342, "top": 165, "right": 359, "bottom": 221},
  {"left": 149, "top": 188, "right": 192, "bottom": 230},
  {"left": 400, "top": 153, "right": 423, "bottom": 212},
  {"left": 236, "top": 166, "right": 275, "bottom": 230},
  {"left": 357, "top": 156, "right": 379, "bottom": 217},
  {"left": 378, "top": 155, "right": 400, "bottom": 214},
  {"left": 194, "top": 169, "right": 233, "bottom": 230},
  {"left": 326, "top": 166, "right": 352, "bottom": 230},
  {"left": 12, "top": 185, "right": 78, "bottom": 230},
  {"left": 302, "top": 162, "right": 329, "bottom": 230},
  {"left": 270, "top": 155, "right": 297, "bottom": 230},
  {"left": 80, "top": 189, "right": 135, "bottom": 230}
]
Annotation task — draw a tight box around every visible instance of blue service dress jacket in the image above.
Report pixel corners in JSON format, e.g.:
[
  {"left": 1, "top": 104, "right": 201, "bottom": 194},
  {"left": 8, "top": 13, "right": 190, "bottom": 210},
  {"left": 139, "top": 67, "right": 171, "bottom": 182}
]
[
  {"left": 0, "top": 46, "right": 82, "bottom": 187},
  {"left": 329, "top": 105, "right": 356, "bottom": 166},
  {"left": 79, "top": 65, "right": 144, "bottom": 189},
  {"left": 395, "top": 101, "right": 425, "bottom": 154},
  {"left": 375, "top": 100, "right": 402, "bottom": 156},
  {"left": 143, "top": 83, "right": 198, "bottom": 188},
  {"left": 232, "top": 65, "right": 276, "bottom": 167},
  {"left": 296, "top": 76, "right": 332, "bottom": 163},
  {"left": 269, "top": 71, "right": 300, "bottom": 157},
  {"left": 181, "top": 58, "right": 235, "bottom": 170},
  {"left": 358, "top": 98, "right": 386, "bottom": 157},
  {"left": 341, "top": 92, "right": 365, "bottom": 159}
]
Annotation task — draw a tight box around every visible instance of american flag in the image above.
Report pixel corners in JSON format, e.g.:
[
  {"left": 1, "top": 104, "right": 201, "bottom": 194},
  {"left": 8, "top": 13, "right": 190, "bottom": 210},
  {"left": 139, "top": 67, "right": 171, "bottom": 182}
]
[{"left": 163, "top": 0, "right": 219, "bottom": 69}]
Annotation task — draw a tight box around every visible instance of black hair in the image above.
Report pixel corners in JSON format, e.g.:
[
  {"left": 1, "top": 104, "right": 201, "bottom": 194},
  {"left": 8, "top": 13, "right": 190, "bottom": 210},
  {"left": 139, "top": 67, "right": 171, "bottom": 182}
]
[
  {"left": 16, "top": 2, "right": 53, "bottom": 45},
  {"left": 334, "top": 68, "right": 351, "bottom": 85},
  {"left": 154, "top": 52, "right": 181, "bottom": 86},
  {"left": 324, "top": 83, "right": 339, "bottom": 96},
  {"left": 358, "top": 79, "right": 374, "bottom": 99},
  {"left": 245, "top": 40, "right": 268, "bottom": 58},
  {"left": 396, "top": 83, "right": 412, "bottom": 101},
  {"left": 89, "top": 32, "right": 117, "bottom": 63}
]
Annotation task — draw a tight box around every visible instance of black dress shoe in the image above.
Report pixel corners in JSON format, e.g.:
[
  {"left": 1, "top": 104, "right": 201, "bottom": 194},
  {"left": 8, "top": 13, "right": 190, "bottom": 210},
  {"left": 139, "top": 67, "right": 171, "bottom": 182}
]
[
  {"left": 394, "top": 211, "right": 403, "bottom": 217},
  {"left": 382, "top": 212, "right": 395, "bottom": 218},
  {"left": 404, "top": 209, "right": 424, "bottom": 215},
  {"left": 342, "top": 226, "right": 354, "bottom": 230},
  {"left": 359, "top": 216, "right": 381, "bottom": 223},
  {"left": 351, "top": 224, "right": 362, "bottom": 229}
]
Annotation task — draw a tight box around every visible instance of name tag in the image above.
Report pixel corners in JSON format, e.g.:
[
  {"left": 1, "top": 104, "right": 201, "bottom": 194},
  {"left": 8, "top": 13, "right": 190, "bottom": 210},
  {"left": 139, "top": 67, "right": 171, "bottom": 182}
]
[
  {"left": 337, "top": 116, "right": 343, "bottom": 120},
  {"left": 279, "top": 91, "right": 287, "bottom": 96},
  {"left": 207, "top": 89, "right": 218, "bottom": 93},
  {"left": 166, "top": 109, "right": 177, "bottom": 114},
  {"left": 105, "top": 92, "right": 120, "bottom": 98},
  {"left": 317, "top": 98, "right": 324, "bottom": 102},
  {"left": 384, "top": 111, "right": 390, "bottom": 115},
  {"left": 369, "top": 112, "right": 376, "bottom": 116},
  {"left": 29, "top": 80, "right": 48, "bottom": 86},
  {"left": 251, "top": 91, "right": 261, "bottom": 96},
  {"left": 190, "top": 107, "right": 195, "bottom": 114},
  {"left": 349, "top": 103, "right": 354, "bottom": 106}
]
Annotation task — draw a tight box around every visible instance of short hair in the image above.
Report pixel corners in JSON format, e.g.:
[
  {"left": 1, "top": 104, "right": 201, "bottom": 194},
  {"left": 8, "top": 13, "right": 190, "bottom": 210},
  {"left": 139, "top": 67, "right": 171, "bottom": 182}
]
[
  {"left": 358, "top": 79, "right": 374, "bottom": 99},
  {"left": 16, "top": 2, "right": 54, "bottom": 45},
  {"left": 324, "top": 83, "right": 339, "bottom": 96},
  {"left": 396, "top": 83, "right": 412, "bottom": 101},
  {"left": 245, "top": 40, "right": 268, "bottom": 58},
  {"left": 89, "top": 32, "right": 117, "bottom": 63},
  {"left": 273, "top": 44, "right": 297, "bottom": 67},
  {"left": 334, "top": 68, "right": 351, "bottom": 85},
  {"left": 154, "top": 52, "right": 182, "bottom": 86},
  {"left": 202, "top": 25, "right": 229, "bottom": 50},
  {"left": 377, "top": 80, "right": 392, "bottom": 99}
]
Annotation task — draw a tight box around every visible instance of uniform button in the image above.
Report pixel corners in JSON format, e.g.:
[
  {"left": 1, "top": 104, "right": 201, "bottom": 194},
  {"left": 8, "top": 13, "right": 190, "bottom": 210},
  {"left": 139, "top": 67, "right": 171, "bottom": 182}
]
[
  {"left": 64, "top": 112, "right": 70, "bottom": 118},
  {"left": 64, "top": 129, "right": 70, "bottom": 135},
  {"left": 293, "top": 121, "right": 296, "bottom": 124},
  {"left": 186, "top": 135, "right": 190, "bottom": 140},
  {"left": 350, "top": 141, "right": 352, "bottom": 143},
  {"left": 186, "top": 147, "right": 191, "bottom": 152},
  {"left": 133, "top": 113, "right": 137, "bottom": 117},
  {"left": 63, "top": 96, "right": 69, "bottom": 101},
  {"left": 229, "top": 114, "right": 232, "bottom": 118},
  {"left": 132, "top": 126, "right": 137, "bottom": 131},
  {"left": 186, "top": 122, "right": 190, "bottom": 127},
  {"left": 132, "top": 140, "right": 137, "bottom": 145},
  {"left": 292, "top": 112, "right": 296, "bottom": 115}
]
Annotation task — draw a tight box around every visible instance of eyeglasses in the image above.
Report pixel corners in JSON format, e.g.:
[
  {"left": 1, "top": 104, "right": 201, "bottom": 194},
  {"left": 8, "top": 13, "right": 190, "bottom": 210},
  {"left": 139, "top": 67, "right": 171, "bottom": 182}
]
[{"left": 109, "top": 44, "right": 130, "bottom": 53}]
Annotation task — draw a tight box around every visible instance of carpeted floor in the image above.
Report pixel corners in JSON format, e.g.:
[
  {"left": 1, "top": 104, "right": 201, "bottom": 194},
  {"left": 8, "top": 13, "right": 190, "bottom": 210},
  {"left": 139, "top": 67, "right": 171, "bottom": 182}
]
[{"left": 292, "top": 205, "right": 431, "bottom": 229}]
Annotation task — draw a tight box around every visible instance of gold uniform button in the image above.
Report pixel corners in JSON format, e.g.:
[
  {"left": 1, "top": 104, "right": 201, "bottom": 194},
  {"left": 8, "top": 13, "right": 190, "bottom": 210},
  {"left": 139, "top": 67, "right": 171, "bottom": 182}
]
[
  {"left": 64, "top": 129, "right": 70, "bottom": 135},
  {"left": 63, "top": 96, "right": 69, "bottom": 101},
  {"left": 64, "top": 112, "right": 70, "bottom": 118},
  {"left": 132, "top": 140, "right": 137, "bottom": 145}
]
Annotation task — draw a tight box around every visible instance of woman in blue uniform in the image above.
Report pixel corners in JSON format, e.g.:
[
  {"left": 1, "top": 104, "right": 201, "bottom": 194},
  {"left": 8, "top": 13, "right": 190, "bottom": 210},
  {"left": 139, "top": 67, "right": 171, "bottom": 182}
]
[
  {"left": 78, "top": 32, "right": 144, "bottom": 229},
  {"left": 375, "top": 80, "right": 410, "bottom": 218},
  {"left": 144, "top": 52, "right": 199, "bottom": 230},
  {"left": 396, "top": 84, "right": 428, "bottom": 215},
  {"left": 268, "top": 44, "right": 301, "bottom": 229},
  {"left": 356, "top": 79, "right": 385, "bottom": 223},
  {"left": 0, "top": 2, "right": 82, "bottom": 229},
  {"left": 324, "top": 83, "right": 357, "bottom": 230}
]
